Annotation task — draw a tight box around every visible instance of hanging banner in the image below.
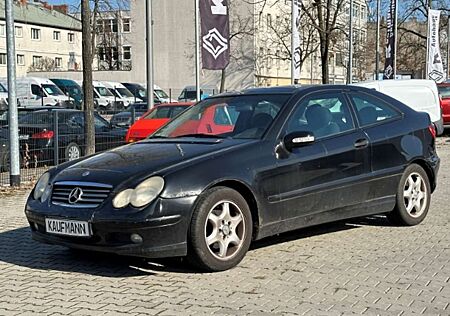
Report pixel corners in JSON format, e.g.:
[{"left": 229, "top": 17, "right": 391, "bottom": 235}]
[
  {"left": 427, "top": 9, "right": 445, "bottom": 83},
  {"left": 293, "top": 0, "right": 301, "bottom": 80},
  {"left": 199, "top": 0, "right": 230, "bottom": 70},
  {"left": 383, "top": 0, "right": 397, "bottom": 79}
]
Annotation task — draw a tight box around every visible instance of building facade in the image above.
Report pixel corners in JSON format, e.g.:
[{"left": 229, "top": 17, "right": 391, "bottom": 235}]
[{"left": 0, "top": 0, "right": 82, "bottom": 78}]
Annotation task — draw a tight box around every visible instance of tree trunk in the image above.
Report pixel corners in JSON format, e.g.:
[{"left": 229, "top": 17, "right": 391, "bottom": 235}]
[
  {"left": 81, "top": 0, "right": 95, "bottom": 156},
  {"left": 220, "top": 68, "right": 226, "bottom": 93},
  {"left": 320, "top": 40, "right": 330, "bottom": 84}
]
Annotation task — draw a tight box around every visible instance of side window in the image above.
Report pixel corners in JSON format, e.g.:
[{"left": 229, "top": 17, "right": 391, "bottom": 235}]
[
  {"left": 31, "top": 84, "right": 43, "bottom": 96},
  {"left": 350, "top": 92, "right": 401, "bottom": 127},
  {"left": 94, "top": 115, "right": 109, "bottom": 129},
  {"left": 286, "top": 92, "right": 355, "bottom": 139},
  {"left": 67, "top": 114, "right": 84, "bottom": 128}
]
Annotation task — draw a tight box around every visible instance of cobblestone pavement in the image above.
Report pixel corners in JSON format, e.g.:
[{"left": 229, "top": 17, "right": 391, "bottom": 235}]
[{"left": 0, "top": 139, "right": 450, "bottom": 316}]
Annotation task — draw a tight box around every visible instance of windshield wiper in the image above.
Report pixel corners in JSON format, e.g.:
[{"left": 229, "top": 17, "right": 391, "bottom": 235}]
[{"left": 175, "top": 133, "right": 225, "bottom": 139}]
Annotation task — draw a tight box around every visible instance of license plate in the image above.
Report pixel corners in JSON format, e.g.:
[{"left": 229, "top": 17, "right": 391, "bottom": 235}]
[
  {"left": 45, "top": 218, "right": 91, "bottom": 237},
  {"left": 19, "top": 135, "right": 29, "bottom": 140}
]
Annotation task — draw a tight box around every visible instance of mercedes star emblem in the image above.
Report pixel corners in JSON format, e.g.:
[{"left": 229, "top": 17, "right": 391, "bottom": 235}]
[{"left": 68, "top": 187, "right": 83, "bottom": 204}]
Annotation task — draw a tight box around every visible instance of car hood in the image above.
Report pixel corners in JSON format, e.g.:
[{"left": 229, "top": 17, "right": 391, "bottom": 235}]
[{"left": 53, "top": 138, "right": 256, "bottom": 187}]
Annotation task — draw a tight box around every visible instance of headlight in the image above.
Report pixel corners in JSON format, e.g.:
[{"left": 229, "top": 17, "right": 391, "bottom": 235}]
[
  {"left": 112, "top": 189, "right": 133, "bottom": 209},
  {"left": 33, "top": 172, "right": 50, "bottom": 200},
  {"left": 113, "top": 176, "right": 164, "bottom": 209}
]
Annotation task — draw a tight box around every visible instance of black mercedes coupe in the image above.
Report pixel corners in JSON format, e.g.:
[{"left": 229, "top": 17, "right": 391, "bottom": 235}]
[{"left": 25, "top": 85, "right": 440, "bottom": 271}]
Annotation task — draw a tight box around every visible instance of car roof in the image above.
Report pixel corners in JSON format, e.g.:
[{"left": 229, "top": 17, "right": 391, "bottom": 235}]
[
  {"left": 206, "top": 84, "right": 374, "bottom": 98},
  {"left": 156, "top": 102, "right": 193, "bottom": 107}
]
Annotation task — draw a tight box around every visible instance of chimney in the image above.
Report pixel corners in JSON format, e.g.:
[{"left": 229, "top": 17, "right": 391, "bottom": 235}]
[{"left": 53, "top": 4, "right": 69, "bottom": 15}]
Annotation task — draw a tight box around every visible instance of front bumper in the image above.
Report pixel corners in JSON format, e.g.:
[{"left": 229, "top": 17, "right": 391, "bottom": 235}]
[{"left": 25, "top": 196, "right": 197, "bottom": 258}]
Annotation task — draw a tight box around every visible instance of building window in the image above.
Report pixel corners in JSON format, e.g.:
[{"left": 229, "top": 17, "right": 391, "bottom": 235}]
[
  {"left": 0, "top": 24, "right": 5, "bottom": 37},
  {"left": 32, "top": 55, "right": 42, "bottom": 67},
  {"left": 17, "top": 54, "right": 25, "bottom": 66},
  {"left": 0, "top": 53, "right": 7, "bottom": 65},
  {"left": 55, "top": 57, "right": 62, "bottom": 68},
  {"left": 123, "top": 18, "right": 130, "bottom": 32},
  {"left": 123, "top": 46, "right": 131, "bottom": 60},
  {"left": 96, "top": 20, "right": 104, "bottom": 33},
  {"left": 15, "top": 26, "right": 23, "bottom": 37},
  {"left": 112, "top": 19, "right": 118, "bottom": 33},
  {"left": 31, "top": 28, "right": 41, "bottom": 40},
  {"left": 68, "top": 33, "right": 75, "bottom": 43},
  {"left": 53, "top": 31, "right": 61, "bottom": 41},
  {"left": 361, "top": 6, "right": 367, "bottom": 20},
  {"left": 267, "top": 14, "right": 272, "bottom": 27}
]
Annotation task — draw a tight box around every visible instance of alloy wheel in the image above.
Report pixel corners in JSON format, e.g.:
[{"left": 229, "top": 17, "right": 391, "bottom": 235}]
[
  {"left": 204, "top": 200, "right": 246, "bottom": 261},
  {"left": 403, "top": 172, "right": 428, "bottom": 218}
]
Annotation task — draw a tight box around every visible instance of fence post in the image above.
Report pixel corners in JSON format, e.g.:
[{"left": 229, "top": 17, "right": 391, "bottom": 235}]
[
  {"left": 53, "top": 111, "right": 59, "bottom": 166},
  {"left": 169, "top": 88, "right": 172, "bottom": 101},
  {"left": 131, "top": 106, "right": 136, "bottom": 125}
]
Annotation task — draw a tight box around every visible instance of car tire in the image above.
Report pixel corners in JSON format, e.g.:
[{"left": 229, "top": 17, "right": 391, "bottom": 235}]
[
  {"left": 1, "top": 150, "right": 22, "bottom": 172},
  {"left": 387, "top": 164, "right": 431, "bottom": 226},
  {"left": 65, "top": 142, "right": 82, "bottom": 162},
  {"left": 187, "top": 186, "right": 253, "bottom": 272}
]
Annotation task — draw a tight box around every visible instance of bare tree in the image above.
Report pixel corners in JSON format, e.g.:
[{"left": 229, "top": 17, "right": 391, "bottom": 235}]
[{"left": 258, "top": 2, "right": 319, "bottom": 81}]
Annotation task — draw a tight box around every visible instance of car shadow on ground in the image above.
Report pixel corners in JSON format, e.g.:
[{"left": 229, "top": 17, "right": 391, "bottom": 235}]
[{"left": 0, "top": 215, "right": 392, "bottom": 276}]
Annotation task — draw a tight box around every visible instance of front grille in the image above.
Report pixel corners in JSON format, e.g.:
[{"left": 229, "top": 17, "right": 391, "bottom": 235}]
[{"left": 51, "top": 181, "right": 113, "bottom": 208}]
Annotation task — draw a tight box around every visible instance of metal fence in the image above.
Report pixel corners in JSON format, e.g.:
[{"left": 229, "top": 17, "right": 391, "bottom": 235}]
[{"left": 0, "top": 106, "right": 144, "bottom": 186}]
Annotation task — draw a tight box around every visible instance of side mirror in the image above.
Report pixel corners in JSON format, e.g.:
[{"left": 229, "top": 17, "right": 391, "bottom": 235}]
[{"left": 284, "top": 131, "right": 315, "bottom": 151}]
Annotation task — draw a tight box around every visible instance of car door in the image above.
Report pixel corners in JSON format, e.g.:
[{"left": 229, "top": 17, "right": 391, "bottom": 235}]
[
  {"left": 272, "top": 91, "right": 371, "bottom": 222},
  {"left": 347, "top": 91, "right": 405, "bottom": 202}
]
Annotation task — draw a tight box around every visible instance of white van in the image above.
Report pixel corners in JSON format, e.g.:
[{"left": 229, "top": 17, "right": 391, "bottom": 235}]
[
  {"left": 92, "top": 81, "right": 116, "bottom": 109},
  {"left": 354, "top": 80, "right": 443, "bottom": 135},
  {"left": 102, "top": 81, "right": 142, "bottom": 107},
  {"left": 0, "top": 82, "right": 8, "bottom": 110},
  {"left": 0, "top": 77, "right": 74, "bottom": 108}
]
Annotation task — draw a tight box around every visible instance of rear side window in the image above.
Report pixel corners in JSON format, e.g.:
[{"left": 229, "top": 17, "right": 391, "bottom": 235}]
[{"left": 350, "top": 92, "right": 401, "bottom": 127}]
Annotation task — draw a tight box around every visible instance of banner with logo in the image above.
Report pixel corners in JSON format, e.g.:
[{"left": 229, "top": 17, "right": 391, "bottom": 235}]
[
  {"left": 427, "top": 9, "right": 445, "bottom": 83},
  {"left": 199, "top": 0, "right": 230, "bottom": 70},
  {"left": 292, "top": 0, "right": 301, "bottom": 80},
  {"left": 383, "top": 0, "right": 397, "bottom": 79}
]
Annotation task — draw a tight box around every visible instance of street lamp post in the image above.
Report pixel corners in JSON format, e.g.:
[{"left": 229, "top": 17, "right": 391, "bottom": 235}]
[
  {"left": 5, "top": 0, "right": 20, "bottom": 186},
  {"left": 375, "top": 0, "right": 381, "bottom": 80},
  {"left": 146, "top": 0, "right": 154, "bottom": 109},
  {"left": 348, "top": 0, "right": 353, "bottom": 84}
]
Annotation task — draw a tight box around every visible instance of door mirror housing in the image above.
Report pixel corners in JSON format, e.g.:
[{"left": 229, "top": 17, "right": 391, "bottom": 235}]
[{"left": 284, "top": 131, "right": 315, "bottom": 151}]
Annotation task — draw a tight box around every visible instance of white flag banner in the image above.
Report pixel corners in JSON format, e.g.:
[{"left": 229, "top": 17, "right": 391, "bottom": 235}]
[
  {"left": 293, "top": 0, "right": 301, "bottom": 80},
  {"left": 427, "top": 9, "right": 445, "bottom": 83}
]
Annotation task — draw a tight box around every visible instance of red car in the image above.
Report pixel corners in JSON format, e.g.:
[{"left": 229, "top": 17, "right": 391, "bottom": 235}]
[
  {"left": 125, "top": 103, "right": 193, "bottom": 143},
  {"left": 437, "top": 83, "right": 450, "bottom": 127}
]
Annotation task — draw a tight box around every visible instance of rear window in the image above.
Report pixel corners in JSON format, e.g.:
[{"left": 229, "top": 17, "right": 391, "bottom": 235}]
[
  {"left": 438, "top": 86, "right": 450, "bottom": 98},
  {"left": 143, "top": 106, "right": 188, "bottom": 120}
]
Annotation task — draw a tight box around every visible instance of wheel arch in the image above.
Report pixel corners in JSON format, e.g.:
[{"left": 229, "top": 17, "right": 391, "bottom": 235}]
[
  {"left": 206, "top": 179, "right": 261, "bottom": 240},
  {"left": 409, "top": 158, "right": 436, "bottom": 192}
]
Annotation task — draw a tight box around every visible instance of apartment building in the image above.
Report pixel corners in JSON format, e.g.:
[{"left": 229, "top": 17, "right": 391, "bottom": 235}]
[{"left": 0, "top": 0, "right": 82, "bottom": 77}]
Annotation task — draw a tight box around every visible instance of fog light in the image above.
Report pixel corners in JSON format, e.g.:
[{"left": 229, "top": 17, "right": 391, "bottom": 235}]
[{"left": 130, "top": 233, "right": 143, "bottom": 244}]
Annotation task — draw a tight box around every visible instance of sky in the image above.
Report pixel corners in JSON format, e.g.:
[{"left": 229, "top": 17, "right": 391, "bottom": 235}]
[{"left": 44, "top": 1, "right": 129, "bottom": 12}]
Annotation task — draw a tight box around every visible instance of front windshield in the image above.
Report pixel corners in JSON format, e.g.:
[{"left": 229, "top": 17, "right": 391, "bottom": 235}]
[
  {"left": 154, "top": 89, "right": 169, "bottom": 99},
  {"left": 108, "top": 88, "right": 121, "bottom": 98},
  {"left": 42, "top": 84, "right": 64, "bottom": 96},
  {"left": 152, "top": 94, "right": 290, "bottom": 139},
  {"left": 95, "top": 86, "right": 114, "bottom": 97},
  {"left": 67, "top": 85, "right": 83, "bottom": 98},
  {"left": 438, "top": 86, "right": 450, "bottom": 98},
  {"left": 117, "top": 87, "right": 134, "bottom": 98}
]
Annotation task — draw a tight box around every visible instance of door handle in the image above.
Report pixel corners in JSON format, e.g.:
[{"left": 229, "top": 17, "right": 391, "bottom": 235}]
[{"left": 354, "top": 138, "right": 369, "bottom": 149}]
